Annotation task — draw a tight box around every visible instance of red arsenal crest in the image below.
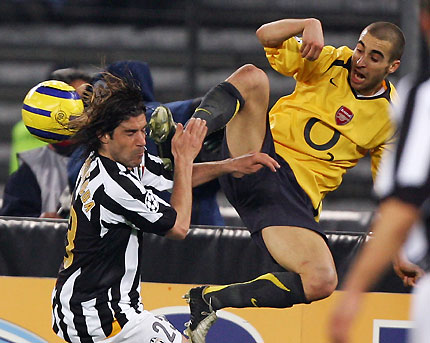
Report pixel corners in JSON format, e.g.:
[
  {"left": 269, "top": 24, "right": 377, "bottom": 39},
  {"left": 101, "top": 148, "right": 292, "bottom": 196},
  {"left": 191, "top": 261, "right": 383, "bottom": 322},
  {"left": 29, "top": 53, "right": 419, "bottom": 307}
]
[{"left": 335, "top": 106, "right": 354, "bottom": 125}]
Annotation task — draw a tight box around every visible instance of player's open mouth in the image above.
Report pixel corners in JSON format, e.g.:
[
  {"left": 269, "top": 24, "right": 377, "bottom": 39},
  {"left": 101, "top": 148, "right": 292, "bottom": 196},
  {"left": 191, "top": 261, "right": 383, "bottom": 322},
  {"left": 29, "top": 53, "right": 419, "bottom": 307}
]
[{"left": 351, "top": 69, "right": 366, "bottom": 84}]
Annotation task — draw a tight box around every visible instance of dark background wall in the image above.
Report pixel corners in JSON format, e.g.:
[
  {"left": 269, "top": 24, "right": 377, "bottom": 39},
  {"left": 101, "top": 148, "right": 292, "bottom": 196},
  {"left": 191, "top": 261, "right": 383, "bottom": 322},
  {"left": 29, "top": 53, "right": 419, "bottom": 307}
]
[
  {"left": 0, "top": 216, "right": 414, "bottom": 293},
  {"left": 0, "top": 0, "right": 419, "bottom": 220}
]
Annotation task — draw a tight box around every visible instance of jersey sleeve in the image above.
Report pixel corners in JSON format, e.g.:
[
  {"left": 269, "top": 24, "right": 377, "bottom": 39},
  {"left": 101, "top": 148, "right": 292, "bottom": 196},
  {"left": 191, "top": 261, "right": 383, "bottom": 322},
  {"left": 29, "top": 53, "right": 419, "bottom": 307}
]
[
  {"left": 264, "top": 37, "right": 348, "bottom": 83},
  {"left": 100, "top": 160, "right": 176, "bottom": 236},
  {"left": 141, "top": 151, "right": 174, "bottom": 191}
]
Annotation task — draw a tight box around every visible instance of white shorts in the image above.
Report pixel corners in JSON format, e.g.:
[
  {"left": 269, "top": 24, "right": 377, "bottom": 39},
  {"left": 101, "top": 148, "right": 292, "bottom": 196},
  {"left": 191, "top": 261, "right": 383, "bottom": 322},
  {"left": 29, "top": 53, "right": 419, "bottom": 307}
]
[
  {"left": 105, "top": 309, "right": 184, "bottom": 343},
  {"left": 409, "top": 273, "right": 430, "bottom": 343}
]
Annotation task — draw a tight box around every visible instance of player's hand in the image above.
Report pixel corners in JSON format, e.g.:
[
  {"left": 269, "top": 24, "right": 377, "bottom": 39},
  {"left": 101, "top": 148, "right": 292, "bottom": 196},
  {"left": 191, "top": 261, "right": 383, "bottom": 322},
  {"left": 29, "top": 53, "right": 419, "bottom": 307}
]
[
  {"left": 329, "top": 292, "right": 362, "bottom": 343},
  {"left": 393, "top": 256, "right": 425, "bottom": 287},
  {"left": 229, "top": 152, "right": 280, "bottom": 178},
  {"left": 300, "top": 18, "right": 324, "bottom": 61},
  {"left": 171, "top": 118, "right": 207, "bottom": 163}
]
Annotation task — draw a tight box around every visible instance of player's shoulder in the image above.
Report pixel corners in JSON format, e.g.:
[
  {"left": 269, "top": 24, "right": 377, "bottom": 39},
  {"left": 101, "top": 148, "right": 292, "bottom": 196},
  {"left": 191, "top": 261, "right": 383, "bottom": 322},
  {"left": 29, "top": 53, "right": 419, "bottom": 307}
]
[{"left": 320, "top": 45, "right": 353, "bottom": 64}]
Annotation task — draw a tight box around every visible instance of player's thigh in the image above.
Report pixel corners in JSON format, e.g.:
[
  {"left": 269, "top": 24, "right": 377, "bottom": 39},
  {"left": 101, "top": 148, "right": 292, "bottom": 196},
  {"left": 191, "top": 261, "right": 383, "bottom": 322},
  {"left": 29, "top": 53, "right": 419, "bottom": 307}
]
[
  {"left": 109, "top": 311, "right": 185, "bottom": 343},
  {"left": 261, "top": 225, "right": 335, "bottom": 275}
]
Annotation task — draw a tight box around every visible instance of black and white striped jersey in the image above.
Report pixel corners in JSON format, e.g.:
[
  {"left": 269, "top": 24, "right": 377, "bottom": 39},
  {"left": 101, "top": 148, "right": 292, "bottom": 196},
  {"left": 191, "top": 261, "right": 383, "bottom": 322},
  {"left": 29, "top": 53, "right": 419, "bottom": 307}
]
[
  {"left": 52, "top": 150, "right": 177, "bottom": 343},
  {"left": 374, "top": 71, "right": 430, "bottom": 260},
  {"left": 375, "top": 74, "right": 430, "bottom": 208}
]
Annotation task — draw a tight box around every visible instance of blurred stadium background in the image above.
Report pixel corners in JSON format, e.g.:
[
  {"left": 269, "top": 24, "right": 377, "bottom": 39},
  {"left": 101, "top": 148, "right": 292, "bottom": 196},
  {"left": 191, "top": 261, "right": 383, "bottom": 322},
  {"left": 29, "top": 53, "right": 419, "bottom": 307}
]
[{"left": 0, "top": 0, "right": 420, "bottom": 225}]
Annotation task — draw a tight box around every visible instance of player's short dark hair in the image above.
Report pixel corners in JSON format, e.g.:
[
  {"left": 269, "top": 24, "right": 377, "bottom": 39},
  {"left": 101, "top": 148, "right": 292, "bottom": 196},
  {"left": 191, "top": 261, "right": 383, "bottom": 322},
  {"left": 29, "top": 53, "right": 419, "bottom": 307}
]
[
  {"left": 365, "top": 22, "right": 405, "bottom": 61},
  {"left": 69, "top": 73, "right": 145, "bottom": 157}
]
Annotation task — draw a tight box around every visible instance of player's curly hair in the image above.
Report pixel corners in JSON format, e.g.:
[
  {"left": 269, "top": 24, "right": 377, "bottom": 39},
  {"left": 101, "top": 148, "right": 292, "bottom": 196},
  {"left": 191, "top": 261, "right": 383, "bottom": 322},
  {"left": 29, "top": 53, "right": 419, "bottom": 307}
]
[{"left": 68, "top": 72, "right": 145, "bottom": 157}]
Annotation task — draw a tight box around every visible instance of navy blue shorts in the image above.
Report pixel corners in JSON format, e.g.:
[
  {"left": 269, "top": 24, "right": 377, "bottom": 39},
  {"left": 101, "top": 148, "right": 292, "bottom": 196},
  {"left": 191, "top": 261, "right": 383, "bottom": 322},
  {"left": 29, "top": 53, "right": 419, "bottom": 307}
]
[{"left": 218, "top": 124, "right": 327, "bottom": 256}]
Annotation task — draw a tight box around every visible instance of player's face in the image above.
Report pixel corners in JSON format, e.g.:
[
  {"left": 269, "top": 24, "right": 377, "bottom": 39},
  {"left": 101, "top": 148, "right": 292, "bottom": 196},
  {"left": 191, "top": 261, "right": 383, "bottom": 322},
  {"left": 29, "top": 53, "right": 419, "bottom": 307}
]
[
  {"left": 350, "top": 31, "right": 400, "bottom": 96},
  {"left": 99, "top": 113, "right": 147, "bottom": 168}
]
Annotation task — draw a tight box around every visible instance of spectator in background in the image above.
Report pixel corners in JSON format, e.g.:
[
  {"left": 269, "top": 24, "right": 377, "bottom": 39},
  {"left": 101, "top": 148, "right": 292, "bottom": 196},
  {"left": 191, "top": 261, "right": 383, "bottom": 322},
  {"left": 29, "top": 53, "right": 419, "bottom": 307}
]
[
  {"left": 329, "top": 1, "right": 430, "bottom": 342},
  {"left": 8, "top": 68, "right": 92, "bottom": 174},
  {"left": 0, "top": 68, "right": 92, "bottom": 218}
]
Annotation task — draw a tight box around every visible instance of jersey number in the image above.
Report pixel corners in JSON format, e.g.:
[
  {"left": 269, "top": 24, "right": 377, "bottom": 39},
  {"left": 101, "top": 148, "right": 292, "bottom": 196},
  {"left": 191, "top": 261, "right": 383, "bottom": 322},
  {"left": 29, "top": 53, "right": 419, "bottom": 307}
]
[
  {"left": 63, "top": 206, "right": 78, "bottom": 269},
  {"left": 152, "top": 317, "right": 177, "bottom": 342}
]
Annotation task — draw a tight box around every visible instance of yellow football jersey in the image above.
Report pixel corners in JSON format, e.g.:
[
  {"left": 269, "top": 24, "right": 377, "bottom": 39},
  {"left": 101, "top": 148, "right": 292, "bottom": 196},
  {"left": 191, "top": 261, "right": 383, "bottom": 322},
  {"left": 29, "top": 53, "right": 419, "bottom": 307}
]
[{"left": 265, "top": 37, "right": 396, "bottom": 212}]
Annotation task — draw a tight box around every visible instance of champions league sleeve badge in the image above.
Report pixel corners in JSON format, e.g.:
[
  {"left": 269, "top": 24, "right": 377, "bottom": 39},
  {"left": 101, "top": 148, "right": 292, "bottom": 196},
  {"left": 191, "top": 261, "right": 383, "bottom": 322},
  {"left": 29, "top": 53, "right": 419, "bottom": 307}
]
[{"left": 145, "top": 189, "right": 160, "bottom": 213}]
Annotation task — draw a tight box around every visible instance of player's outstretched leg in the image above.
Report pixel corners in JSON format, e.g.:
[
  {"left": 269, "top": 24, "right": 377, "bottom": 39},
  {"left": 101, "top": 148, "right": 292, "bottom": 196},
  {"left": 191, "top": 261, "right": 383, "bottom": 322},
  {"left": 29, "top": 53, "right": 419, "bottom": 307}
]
[
  {"left": 148, "top": 79, "right": 245, "bottom": 149},
  {"left": 183, "top": 286, "right": 217, "bottom": 343},
  {"left": 183, "top": 272, "right": 308, "bottom": 342},
  {"left": 191, "top": 81, "right": 245, "bottom": 136}
]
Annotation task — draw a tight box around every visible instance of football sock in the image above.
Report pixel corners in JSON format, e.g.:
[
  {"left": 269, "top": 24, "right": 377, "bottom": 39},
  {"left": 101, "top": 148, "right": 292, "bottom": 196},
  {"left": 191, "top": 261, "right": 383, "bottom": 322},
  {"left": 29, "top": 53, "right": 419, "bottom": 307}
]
[
  {"left": 203, "top": 272, "right": 309, "bottom": 310},
  {"left": 192, "top": 81, "right": 245, "bottom": 135}
]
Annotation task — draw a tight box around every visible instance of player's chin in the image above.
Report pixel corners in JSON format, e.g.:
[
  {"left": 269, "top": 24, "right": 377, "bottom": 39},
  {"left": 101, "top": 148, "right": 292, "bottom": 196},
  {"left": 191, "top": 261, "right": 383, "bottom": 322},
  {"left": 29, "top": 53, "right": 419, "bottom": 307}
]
[{"left": 124, "top": 158, "right": 142, "bottom": 169}]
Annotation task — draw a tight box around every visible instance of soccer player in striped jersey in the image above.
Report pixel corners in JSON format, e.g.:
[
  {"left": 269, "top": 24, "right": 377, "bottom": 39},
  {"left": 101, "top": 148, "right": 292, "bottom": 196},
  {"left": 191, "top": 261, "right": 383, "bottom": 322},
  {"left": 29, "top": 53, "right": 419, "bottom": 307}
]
[
  {"left": 181, "top": 18, "right": 406, "bottom": 342},
  {"left": 330, "top": 1, "right": 430, "bottom": 342},
  {"left": 51, "top": 74, "right": 279, "bottom": 343}
]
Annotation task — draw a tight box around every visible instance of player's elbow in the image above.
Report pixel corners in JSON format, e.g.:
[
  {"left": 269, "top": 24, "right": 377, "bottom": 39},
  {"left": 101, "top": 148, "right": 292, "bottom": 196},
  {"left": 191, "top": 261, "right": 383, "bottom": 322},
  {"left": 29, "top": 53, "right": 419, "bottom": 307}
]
[
  {"left": 256, "top": 25, "right": 270, "bottom": 46},
  {"left": 165, "top": 224, "right": 189, "bottom": 240},
  {"left": 256, "top": 24, "right": 279, "bottom": 48}
]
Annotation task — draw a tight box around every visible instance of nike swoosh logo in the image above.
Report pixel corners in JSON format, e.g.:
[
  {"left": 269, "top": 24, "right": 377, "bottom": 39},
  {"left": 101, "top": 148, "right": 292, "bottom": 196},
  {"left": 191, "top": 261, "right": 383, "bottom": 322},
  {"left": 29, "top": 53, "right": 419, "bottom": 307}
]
[{"left": 329, "top": 78, "right": 337, "bottom": 87}]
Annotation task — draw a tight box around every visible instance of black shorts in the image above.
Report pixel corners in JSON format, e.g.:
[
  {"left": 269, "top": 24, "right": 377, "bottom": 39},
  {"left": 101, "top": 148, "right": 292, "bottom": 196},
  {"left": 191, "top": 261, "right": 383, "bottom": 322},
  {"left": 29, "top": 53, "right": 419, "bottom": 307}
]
[{"left": 219, "top": 124, "right": 327, "bottom": 256}]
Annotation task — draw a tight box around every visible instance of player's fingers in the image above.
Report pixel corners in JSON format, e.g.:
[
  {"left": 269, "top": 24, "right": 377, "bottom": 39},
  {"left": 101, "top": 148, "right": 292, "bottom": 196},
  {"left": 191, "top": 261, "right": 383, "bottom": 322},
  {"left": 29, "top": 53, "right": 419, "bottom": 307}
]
[
  {"left": 307, "top": 45, "right": 322, "bottom": 61},
  {"left": 255, "top": 153, "right": 280, "bottom": 171},
  {"left": 184, "top": 118, "right": 197, "bottom": 134},
  {"left": 173, "top": 123, "right": 184, "bottom": 139},
  {"left": 194, "top": 118, "right": 207, "bottom": 138},
  {"left": 171, "top": 123, "right": 184, "bottom": 150},
  {"left": 300, "top": 43, "right": 311, "bottom": 58},
  {"left": 187, "top": 118, "right": 207, "bottom": 144}
]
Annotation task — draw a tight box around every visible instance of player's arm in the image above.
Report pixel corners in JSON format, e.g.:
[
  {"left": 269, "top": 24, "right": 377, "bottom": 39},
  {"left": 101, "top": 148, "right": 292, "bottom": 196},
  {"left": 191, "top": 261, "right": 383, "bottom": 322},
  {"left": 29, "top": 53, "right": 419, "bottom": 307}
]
[
  {"left": 191, "top": 152, "right": 280, "bottom": 187},
  {"left": 329, "top": 198, "right": 420, "bottom": 343},
  {"left": 256, "top": 18, "right": 324, "bottom": 60},
  {"left": 165, "top": 119, "right": 207, "bottom": 240}
]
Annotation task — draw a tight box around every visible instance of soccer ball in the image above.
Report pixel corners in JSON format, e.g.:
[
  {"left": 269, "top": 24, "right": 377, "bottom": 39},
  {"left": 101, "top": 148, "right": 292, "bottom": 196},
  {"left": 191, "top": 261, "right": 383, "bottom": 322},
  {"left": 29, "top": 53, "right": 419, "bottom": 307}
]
[{"left": 22, "top": 80, "right": 84, "bottom": 143}]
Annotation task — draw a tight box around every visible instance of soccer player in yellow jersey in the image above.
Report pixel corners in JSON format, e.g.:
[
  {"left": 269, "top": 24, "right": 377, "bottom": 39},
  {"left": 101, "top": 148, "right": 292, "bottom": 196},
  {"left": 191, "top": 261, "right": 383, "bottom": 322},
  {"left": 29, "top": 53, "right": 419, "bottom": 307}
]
[{"left": 180, "top": 18, "right": 405, "bottom": 342}]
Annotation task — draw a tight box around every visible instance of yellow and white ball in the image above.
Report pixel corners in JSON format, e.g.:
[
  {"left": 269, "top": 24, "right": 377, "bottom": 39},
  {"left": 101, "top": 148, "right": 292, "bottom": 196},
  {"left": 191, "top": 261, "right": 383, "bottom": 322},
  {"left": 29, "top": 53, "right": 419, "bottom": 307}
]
[{"left": 22, "top": 80, "right": 84, "bottom": 143}]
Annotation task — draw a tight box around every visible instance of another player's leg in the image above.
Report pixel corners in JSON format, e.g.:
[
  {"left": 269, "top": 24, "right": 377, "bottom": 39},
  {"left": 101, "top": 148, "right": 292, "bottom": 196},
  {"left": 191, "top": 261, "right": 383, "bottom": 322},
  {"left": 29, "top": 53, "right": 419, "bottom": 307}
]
[
  {"left": 193, "top": 64, "right": 270, "bottom": 157},
  {"left": 262, "top": 226, "right": 338, "bottom": 301},
  {"left": 183, "top": 270, "right": 308, "bottom": 343},
  {"left": 183, "top": 227, "right": 337, "bottom": 342},
  {"left": 149, "top": 64, "right": 268, "bottom": 172},
  {"left": 207, "top": 227, "right": 336, "bottom": 307}
]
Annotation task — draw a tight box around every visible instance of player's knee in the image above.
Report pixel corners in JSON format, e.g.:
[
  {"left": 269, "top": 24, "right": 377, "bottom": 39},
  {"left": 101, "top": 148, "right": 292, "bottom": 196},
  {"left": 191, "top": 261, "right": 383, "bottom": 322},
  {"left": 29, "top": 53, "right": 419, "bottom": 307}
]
[
  {"left": 229, "top": 64, "right": 269, "bottom": 95},
  {"left": 303, "top": 266, "right": 338, "bottom": 301}
]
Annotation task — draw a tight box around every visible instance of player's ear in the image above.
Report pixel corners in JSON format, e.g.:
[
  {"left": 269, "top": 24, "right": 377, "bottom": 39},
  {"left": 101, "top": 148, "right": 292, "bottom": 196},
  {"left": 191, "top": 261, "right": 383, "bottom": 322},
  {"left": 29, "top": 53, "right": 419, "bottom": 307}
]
[
  {"left": 388, "top": 59, "right": 400, "bottom": 74},
  {"left": 99, "top": 132, "right": 110, "bottom": 144}
]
